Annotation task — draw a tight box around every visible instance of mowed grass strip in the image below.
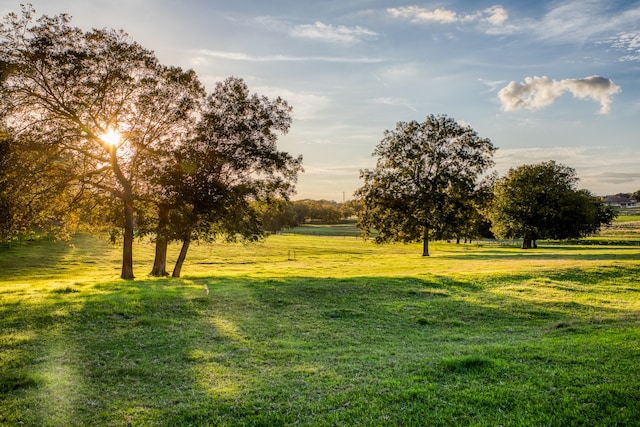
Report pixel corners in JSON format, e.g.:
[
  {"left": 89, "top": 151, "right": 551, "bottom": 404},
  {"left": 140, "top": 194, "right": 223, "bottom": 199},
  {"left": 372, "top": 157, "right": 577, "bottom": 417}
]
[{"left": 1, "top": 234, "right": 639, "bottom": 426}]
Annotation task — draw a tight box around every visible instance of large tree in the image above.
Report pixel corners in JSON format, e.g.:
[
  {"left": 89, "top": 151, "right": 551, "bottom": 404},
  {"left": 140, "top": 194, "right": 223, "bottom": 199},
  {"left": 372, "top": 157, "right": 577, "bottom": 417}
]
[
  {"left": 149, "top": 77, "right": 302, "bottom": 277},
  {"left": 490, "top": 161, "right": 616, "bottom": 248},
  {"left": 355, "top": 114, "right": 496, "bottom": 256},
  {"left": 0, "top": 6, "right": 204, "bottom": 278}
]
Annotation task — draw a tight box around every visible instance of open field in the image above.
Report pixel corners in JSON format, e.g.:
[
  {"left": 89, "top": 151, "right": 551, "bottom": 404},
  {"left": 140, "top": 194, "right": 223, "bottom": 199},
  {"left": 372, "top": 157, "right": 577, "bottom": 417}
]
[
  {"left": 1, "top": 233, "right": 639, "bottom": 426},
  {"left": 580, "top": 208, "right": 640, "bottom": 244}
]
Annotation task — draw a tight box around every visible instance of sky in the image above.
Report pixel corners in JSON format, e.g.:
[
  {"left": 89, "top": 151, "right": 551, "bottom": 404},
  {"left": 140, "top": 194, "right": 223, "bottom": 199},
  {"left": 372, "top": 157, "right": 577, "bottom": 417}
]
[{"left": 2, "top": 0, "right": 640, "bottom": 200}]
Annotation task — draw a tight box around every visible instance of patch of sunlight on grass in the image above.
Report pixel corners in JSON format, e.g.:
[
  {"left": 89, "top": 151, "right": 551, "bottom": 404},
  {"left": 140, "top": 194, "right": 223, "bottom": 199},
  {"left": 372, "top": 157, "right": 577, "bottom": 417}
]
[
  {"left": 0, "top": 330, "right": 36, "bottom": 346},
  {"left": 187, "top": 350, "right": 244, "bottom": 399},
  {"left": 35, "top": 338, "right": 84, "bottom": 425},
  {"left": 210, "top": 317, "right": 248, "bottom": 344}
]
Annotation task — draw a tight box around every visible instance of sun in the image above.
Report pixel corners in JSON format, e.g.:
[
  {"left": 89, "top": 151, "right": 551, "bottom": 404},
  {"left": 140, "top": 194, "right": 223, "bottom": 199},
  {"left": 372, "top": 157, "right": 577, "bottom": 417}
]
[{"left": 100, "top": 129, "right": 121, "bottom": 147}]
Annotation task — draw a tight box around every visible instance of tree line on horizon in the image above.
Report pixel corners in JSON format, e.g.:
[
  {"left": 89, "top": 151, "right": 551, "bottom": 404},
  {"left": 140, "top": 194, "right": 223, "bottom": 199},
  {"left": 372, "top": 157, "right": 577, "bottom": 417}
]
[{"left": 0, "top": 6, "right": 623, "bottom": 279}]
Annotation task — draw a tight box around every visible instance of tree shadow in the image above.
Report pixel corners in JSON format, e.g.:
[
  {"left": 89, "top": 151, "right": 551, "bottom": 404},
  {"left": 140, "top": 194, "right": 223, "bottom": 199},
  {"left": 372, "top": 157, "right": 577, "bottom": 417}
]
[
  {"left": 438, "top": 244, "right": 640, "bottom": 262},
  {"left": 1, "top": 271, "right": 638, "bottom": 425},
  {"left": 0, "top": 237, "right": 75, "bottom": 282}
]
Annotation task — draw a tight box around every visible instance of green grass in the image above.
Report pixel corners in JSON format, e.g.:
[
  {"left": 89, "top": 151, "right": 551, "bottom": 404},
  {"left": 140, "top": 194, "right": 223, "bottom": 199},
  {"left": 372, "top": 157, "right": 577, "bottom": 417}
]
[
  {"left": 1, "top": 233, "right": 640, "bottom": 426},
  {"left": 283, "top": 220, "right": 361, "bottom": 237},
  {"left": 614, "top": 215, "right": 640, "bottom": 223}
]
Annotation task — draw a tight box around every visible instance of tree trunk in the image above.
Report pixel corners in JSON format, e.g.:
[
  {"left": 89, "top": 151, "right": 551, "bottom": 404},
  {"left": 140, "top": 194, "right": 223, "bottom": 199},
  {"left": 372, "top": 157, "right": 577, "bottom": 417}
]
[
  {"left": 109, "top": 146, "right": 135, "bottom": 280},
  {"left": 150, "top": 205, "right": 170, "bottom": 277},
  {"left": 422, "top": 226, "right": 430, "bottom": 257},
  {"left": 172, "top": 235, "right": 191, "bottom": 278},
  {"left": 121, "top": 198, "right": 135, "bottom": 279},
  {"left": 522, "top": 237, "right": 531, "bottom": 249},
  {"left": 533, "top": 239, "right": 538, "bottom": 249}
]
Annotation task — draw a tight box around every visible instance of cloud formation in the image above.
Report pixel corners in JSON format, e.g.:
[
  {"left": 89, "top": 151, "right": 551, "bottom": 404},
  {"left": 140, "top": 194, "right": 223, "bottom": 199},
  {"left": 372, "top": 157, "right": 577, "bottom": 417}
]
[
  {"left": 290, "top": 22, "right": 377, "bottom": 44},
  {"left": 371, "top": 97, "right": 417, "bottom": 111},
  {"left": 534, "top": 0, "right": 640, "bottom": 43},
  {"left": 498, "top": 76, "right": 621, "bottom": 114},
  {"left": 193, "top": 49, "right": 384, "bottom": 63},
  {"left": 388, "top": 5, "right": 508, "bottom": 26},
  {"left": 608, "top": 30, "right": 640, "bottom": 61}
]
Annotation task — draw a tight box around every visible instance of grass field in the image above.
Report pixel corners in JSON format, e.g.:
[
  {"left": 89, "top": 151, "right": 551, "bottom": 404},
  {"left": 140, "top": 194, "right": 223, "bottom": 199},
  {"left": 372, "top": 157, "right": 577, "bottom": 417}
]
[{"left": 1, "top": 231, "right": 639, "bottom": 426}]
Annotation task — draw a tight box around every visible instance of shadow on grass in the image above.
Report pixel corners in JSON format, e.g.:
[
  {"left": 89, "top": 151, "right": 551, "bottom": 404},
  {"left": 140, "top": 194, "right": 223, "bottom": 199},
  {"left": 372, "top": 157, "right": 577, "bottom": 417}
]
[
  {"left": 438, "top": 244, "right": 640, "bottom": 262},
  {"left": 1, "top": 271, "right": 639, "bottom": 425},
  {"left": 0, "top": 237, "right": 74, "bottom": 282}
]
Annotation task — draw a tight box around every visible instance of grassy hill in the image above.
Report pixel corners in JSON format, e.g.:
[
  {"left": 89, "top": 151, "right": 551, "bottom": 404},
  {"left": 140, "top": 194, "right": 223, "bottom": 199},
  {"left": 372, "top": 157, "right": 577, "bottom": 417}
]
[{"left": 1, "top": 233, "right": 639, "bottom": 426}]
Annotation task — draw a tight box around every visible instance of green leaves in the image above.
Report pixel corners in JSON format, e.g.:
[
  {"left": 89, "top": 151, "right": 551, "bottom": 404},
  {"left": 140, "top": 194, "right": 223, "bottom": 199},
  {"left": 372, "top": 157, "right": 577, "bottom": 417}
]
[
  {"left": 490, "top": 161, "right": 616, "bottom": 244},
  {"left": 356, "top": 114, "right": 496, "bottom": 253}
]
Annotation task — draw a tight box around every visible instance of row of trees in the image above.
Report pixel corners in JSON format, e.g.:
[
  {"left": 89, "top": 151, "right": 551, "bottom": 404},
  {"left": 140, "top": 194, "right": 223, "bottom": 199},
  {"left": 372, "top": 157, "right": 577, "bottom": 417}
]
[
  {"left": 0, "top": 7, "right": 302, "bottom": 278},
  {"left": 261, "top": 199, "right": 360, "bottom": 232},
  {"left": 355, "top": 115, "right": 616, "bottom": 254}
]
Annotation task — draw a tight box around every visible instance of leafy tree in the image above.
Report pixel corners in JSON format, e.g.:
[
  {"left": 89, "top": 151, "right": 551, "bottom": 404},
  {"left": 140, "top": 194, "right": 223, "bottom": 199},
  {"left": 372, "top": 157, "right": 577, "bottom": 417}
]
[
  {"left": 150, "top": 77, "right": 302, "bottom": 277},
  {"left": 355, "top": 114, "right": 496, "bottom": 256},
  {"left": 444, "top": 174, "right": 496, "bottom": 243},
  {"left": 341, "top": 199, "right": 363, "bottom": 219},
  {"left": 0, "top": 6, "right": 203, "bottom": 278},
  {"left": 261, "top": 200, "right": 299, "bottom": 233},
  {"left": 490, "top": 161, "right": 616, "bottom": 248},
  {"left": 0, "top": 126, "right": 85, "bottom": 242}
]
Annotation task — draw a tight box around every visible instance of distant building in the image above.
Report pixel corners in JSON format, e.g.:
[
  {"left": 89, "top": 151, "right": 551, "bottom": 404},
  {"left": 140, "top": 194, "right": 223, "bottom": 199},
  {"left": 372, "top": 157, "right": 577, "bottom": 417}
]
[{"left": 603, "top": 195, "right": 637, "bottom": 208}]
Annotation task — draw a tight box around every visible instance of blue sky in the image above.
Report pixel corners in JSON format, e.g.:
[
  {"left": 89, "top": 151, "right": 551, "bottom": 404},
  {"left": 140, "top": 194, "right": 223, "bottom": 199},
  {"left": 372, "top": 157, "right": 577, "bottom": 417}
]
[{"left": 3, "top": 1, "right": 640, "bottom": 200}]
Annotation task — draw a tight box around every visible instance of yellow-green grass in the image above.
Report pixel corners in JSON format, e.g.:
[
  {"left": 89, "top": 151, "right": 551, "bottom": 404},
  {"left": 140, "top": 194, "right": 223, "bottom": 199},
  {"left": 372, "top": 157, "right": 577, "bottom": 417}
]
[
  {"left": 614, "top": 215, "right": 640, "bottom": 223},
  {"left": 1, "top": 234, "right": 639, "bottom": 426}
]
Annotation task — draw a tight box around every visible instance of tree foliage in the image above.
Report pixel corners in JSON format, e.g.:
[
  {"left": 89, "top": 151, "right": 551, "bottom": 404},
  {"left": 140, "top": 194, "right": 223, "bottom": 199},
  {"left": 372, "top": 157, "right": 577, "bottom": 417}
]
[
  {"left": 490, "top": 161, "right": 616, "bottom": 248},
  {"left": 150, "top": 77, "right": 302, "bottom": 277},
  {"left": 355, "top": 114, "right": 496, "bottom": 256},
  {"left": 261, "top": 200, "right": 299, "bottom": 233},
  {"left": 0, "top": 126, "right": 87, "bottom": 241},
  {"left": 292, "top": 199, "right": 344, "bottom": 224}
]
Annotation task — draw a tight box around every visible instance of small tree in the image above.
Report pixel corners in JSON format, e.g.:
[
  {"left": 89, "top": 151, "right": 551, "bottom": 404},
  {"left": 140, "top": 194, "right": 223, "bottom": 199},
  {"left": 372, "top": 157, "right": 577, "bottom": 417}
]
[
  {"left": 355, "top": 114, "right": 496, "bottom": 256},
  {"left": 490, "top": 161, "right": 616, "bottom": 248}
]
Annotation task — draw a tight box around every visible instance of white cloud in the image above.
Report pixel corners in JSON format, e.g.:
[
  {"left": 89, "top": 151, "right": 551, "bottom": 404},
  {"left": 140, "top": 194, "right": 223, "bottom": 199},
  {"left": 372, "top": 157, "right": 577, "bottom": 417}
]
[
  {"left": 534, "top": 0, "right": 640, "bottom": 43},
  {"left": 192, "top": 49, "right": 385, "bottom": 63},
  {"left": 607, "top": 30, "right": 640, "bottom": 61},
  {"left": 254, "top": 87, "right": 331, "bottom": 121},
  {"left": 290, "top": 22, "right": 377, "bottom": 44},
  {"left": 383, "top": 64, "right": 419, "bottom": 80},
  {"left": 478, "top": 78, "right": 507, "bottom": 93},
  {"left": 387, "top": 5, "right": 508, "bottom": 27},
  {"left": 483, "top": 5, "right": 509, "bottom": 26},
  {"left": 371, "top": 97, "right": 417, "bottom": 111},
  {"left": 498, "top": 76, "right": 621, "bottom": 114},
  {"left": 253, "top": 16, "right": 377, "bottom": 45},
  {"left": 388, "top": 6, "right": 457, "bottom": 24}
]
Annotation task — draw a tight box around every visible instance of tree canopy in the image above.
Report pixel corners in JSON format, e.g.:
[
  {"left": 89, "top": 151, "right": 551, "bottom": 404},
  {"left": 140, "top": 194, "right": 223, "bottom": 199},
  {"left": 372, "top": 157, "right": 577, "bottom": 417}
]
[
  {"left": 490, "top": 161, "right": 616, "bottom": 248},
  {"left": 355, "top": 114, "right": 496, "bottom": 256},
  {"left": 150, "top": 77, "right": 302, "bottom": 277}
]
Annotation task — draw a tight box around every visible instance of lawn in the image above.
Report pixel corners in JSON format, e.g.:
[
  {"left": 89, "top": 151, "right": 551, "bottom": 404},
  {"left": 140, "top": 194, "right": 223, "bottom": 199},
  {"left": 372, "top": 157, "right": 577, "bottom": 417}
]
[{"left": 1, "top": 233, "right": 639, "bottom": 426}]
